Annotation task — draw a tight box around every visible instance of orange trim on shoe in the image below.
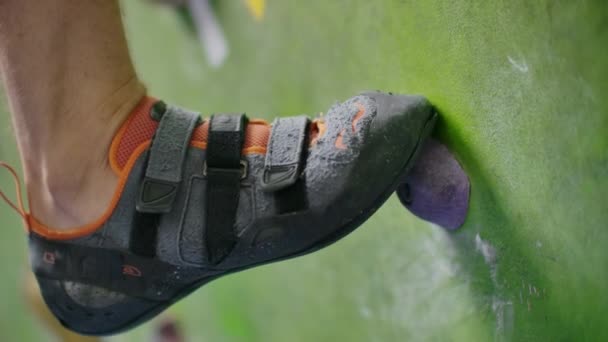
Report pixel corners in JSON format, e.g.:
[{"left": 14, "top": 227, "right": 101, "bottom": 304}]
[
  {"left": 335, "top": 129, "right": 347, "bottom": 150},
  {"left": 352, "top": 102, "right": 366, "bottom": 132},
  {"left": 310, "top": 118, "right": 327, "bottom": 146}
]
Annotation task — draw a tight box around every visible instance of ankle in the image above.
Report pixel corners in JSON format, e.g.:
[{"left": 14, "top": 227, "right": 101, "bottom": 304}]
[{"left": 23, "top": 80, "right": 147, "bottom": 229}]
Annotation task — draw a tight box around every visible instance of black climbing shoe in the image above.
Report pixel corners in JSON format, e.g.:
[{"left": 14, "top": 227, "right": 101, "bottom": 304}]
[{"left": 24, "top": 91, "right": 436, "bottom": 335}]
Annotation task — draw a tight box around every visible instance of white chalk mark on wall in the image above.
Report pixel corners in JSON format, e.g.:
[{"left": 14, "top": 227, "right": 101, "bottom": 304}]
[
  {"left": 508, "top": 56, "right": 529, "bottom": 73},
  {"left": 475, "top": 233, "right": 513, "bottom": 341}
]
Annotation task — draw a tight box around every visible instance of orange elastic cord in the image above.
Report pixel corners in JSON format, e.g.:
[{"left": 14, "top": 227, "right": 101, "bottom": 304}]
[{"left": 0, "top": 161, "right": 29, "bottom": 229}]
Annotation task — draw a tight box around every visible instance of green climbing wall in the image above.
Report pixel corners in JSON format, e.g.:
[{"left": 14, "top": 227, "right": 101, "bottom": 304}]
[{"left": 0, "top": 1, "right": 606, "bottom": 341}]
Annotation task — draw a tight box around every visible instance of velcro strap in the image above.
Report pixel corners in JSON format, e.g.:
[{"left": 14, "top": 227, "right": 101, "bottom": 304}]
[
  {"left": 29, "top": 234, "right": 191, "bottom": 302},
  {"left": 205, "top": 114, "right": 248, "bottom": 264},
  {"left": 136, "top": 105, "right": 200, "bottom": 214},
  {"left": 260, "top": 116, "right": 309, "bottom": 192}
]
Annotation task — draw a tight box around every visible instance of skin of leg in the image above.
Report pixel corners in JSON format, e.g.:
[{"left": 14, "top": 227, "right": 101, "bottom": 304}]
[{"left": 0, "top": 0, "right": 146, "bottom": 229}]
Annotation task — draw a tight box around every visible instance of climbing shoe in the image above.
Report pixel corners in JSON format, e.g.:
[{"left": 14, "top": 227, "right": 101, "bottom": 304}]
[{"left": 16, "top": 91, "right": 437, "bottom": 335}]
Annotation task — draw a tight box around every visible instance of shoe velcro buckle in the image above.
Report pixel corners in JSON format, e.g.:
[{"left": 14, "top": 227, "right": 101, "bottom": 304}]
[
  {"left": 261, "top": 116, "right": 309, "bottom": 192},
  {"left": 137, "top": 105, "right": 200, "bottom": 214},
  {"left": 205, "top": 113, "right": 248, "bottom": 264}
]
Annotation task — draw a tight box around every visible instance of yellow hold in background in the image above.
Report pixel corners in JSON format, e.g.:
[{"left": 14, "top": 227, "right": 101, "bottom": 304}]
[{"left": 244, "top": 0, "right": 265, "bottom": 21}]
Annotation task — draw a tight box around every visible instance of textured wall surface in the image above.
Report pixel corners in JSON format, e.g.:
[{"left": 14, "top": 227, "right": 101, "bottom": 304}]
[{"left": 0, "top": 1, "right": 606, "bottom": 341}]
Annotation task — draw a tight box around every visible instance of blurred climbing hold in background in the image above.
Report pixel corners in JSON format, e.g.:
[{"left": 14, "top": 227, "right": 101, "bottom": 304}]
[
  {"left": 149, "top": 0, "right": 265, "bottom": 68},
  {"left": 244, "top": 0, "right": 266, "bottom": 21}
]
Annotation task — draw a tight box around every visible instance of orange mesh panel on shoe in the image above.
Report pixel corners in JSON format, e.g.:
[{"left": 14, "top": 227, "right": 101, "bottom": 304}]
[
  {"left": 244, "top": 121, "right": 271, "bottom": 149},
  {"left": 114, "top": 97, "right": 159, "bottom": 170},
  {"left": 113, "top": 98, "right": 271, "bottom": 172}
]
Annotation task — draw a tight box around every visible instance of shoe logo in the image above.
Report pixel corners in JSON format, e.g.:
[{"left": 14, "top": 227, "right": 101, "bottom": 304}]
[
  {"left": 122, "top": 265, "right": 143, "bottom": 277},
  {"left": 42, "top": 251, "right": 56, "bottom": 265}
]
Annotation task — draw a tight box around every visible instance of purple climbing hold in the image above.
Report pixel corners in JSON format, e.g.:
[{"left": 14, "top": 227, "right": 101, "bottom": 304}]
[{"left": 397, "top": 138, "right": 470, "bottom": 230}]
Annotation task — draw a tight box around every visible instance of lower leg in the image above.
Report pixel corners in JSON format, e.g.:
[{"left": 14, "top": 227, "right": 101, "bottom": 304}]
[{"left": 0, "top": 0, "right": 145, "bottom": 229}]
